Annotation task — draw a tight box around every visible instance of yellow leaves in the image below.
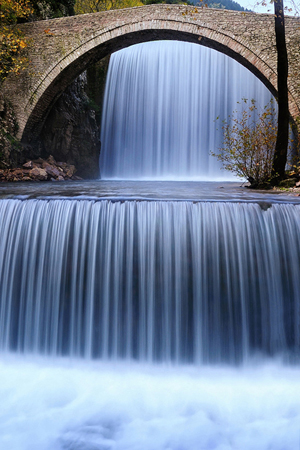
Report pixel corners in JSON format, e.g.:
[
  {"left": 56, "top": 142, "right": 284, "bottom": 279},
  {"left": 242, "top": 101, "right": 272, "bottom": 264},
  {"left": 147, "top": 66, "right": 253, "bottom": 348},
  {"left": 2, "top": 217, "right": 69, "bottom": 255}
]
[
  {"left": 0, "top": 0, "right": 32, "bottom": 83},
  {"left": 0, "top": 0, "right": 33, "bottom": 24}
]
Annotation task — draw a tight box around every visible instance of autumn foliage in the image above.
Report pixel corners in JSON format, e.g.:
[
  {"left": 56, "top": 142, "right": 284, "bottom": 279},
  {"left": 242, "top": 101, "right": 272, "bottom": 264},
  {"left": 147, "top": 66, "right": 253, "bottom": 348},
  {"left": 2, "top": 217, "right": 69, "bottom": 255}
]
[
  {"left": 0, "top": 0, "right": 33, "bottom": 83},
  {"left": 211, "top": 99, "right": 279, "bottom": 187}
]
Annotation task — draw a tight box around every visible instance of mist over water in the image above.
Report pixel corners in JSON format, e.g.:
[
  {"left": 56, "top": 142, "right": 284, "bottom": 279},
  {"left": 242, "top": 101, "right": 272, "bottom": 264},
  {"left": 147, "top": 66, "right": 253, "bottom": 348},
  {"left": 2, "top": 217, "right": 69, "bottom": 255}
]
[
  {"left": 100, "top": 41, "right": 275, "bottom": 180},
  {"left": 1, "top": 357, "right": 300, "bottom": 450}
]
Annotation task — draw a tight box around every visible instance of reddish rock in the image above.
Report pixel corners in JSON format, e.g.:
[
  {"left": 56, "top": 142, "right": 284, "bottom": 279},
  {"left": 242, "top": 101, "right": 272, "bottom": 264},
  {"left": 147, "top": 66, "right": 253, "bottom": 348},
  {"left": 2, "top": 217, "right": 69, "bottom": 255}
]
[
  {"left": 29, "top": 167, "right": 48, "bottom": 181},
  {"left": 0, "top": 158, "right": 79, "bottom": 182},
  {"left": 44, "top": 164, "right": 61, "bottom": 178}
]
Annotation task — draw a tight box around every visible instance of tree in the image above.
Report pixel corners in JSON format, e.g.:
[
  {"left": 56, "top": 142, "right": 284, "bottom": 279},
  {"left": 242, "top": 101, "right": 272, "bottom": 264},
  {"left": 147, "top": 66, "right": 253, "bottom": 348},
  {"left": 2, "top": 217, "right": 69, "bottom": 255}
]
[
  {"left": 211, "top": 99, "right": 278, "bottom": 187},
  {"left": 75, "top": 0, "right": 143, "bottom": 14},
  {"left": 0, "top": 0, "right": 33, "bottom": 83},
  {"left": 30, "top": 0, "right": 75, "bottom": 19},
  {"left": 271, "top": 0, "right": 289, "bottom": 181}
]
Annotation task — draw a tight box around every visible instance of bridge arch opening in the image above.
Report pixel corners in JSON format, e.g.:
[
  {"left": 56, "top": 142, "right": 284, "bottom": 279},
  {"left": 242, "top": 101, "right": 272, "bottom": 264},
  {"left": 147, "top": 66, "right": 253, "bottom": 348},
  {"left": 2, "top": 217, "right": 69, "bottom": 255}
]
[
  {"left": 99, "top": 39, "right": 278, "bottom": 180},
  {"left": 22, "top": 27, "right": 282, "bottom": 146}
]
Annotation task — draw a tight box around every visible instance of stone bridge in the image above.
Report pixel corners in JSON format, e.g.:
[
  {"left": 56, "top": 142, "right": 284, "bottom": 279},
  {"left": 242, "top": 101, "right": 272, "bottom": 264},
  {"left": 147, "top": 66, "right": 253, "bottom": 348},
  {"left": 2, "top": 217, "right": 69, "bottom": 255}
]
[{"left": 2, "top": 4, "right": 300, "bottom": 143}]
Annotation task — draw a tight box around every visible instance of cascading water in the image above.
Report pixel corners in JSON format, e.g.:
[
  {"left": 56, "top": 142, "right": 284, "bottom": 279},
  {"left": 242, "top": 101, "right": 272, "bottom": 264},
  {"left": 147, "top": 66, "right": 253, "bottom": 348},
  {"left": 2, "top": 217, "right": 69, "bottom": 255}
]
[
  {"left": 100, "top": 41, "right": 275, "bottom": 180},
  {"left": 1, "top": 40, "right": 300, "bottom": 450},
  {"left": 1, "top": 198, "right": 300, "bottom": 364}
]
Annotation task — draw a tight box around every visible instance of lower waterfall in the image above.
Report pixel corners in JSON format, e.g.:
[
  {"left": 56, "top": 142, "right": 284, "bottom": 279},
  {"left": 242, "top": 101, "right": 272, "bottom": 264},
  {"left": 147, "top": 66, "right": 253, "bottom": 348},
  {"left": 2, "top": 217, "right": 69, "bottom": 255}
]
[
  {"left": 1, "top": 188, "right": 300, "bottom": 449},
  {"left": 1, "top": 198, "right": 299, "bottom": 364}
]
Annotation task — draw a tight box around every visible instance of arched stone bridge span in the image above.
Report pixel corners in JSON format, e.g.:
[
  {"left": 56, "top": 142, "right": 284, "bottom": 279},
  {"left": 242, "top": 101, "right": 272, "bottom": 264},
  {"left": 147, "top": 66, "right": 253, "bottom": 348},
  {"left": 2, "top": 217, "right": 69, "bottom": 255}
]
[{"left": 2, "top": 4, "right": 300, "bottom": 142}]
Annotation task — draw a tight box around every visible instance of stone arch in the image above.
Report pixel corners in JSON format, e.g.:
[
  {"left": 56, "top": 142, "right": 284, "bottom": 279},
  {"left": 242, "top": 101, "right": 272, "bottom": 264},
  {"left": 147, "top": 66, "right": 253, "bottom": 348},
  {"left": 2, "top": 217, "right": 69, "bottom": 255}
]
[{"left": 2, "top": 5, "right": 299, "bottom": 142}]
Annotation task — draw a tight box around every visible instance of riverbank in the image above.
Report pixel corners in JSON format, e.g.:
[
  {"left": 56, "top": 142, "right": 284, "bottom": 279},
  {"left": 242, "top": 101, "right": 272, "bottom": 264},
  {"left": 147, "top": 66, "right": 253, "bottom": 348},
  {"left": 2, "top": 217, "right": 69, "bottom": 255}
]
[{"left": 0, "top": 155, "right": 82, "bottom": 182}]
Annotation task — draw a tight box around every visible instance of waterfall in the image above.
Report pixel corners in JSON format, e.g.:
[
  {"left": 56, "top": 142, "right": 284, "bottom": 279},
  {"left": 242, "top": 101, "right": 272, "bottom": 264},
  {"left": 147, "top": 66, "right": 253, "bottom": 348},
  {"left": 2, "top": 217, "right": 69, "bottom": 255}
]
[
  {"left": 100, "top": 41, "right": 275, "bottom": 180},
  {"left": 1, "top": 41, "right": 298, "bottom": 450},
  {"left": 1, "top": 198, "right": 299, "bottom": 364}
]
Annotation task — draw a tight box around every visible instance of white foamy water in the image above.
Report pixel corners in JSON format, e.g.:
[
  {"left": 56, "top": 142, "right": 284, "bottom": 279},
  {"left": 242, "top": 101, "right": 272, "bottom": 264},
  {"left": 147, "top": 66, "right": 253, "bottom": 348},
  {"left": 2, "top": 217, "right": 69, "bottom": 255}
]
[{"left": 0, "top": 356, "right": 299, "bottom": 450}]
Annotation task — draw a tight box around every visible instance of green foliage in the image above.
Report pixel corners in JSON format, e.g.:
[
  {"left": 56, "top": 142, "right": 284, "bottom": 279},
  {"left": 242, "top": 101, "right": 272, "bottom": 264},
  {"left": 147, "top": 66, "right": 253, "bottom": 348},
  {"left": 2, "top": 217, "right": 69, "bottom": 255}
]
[
  {"left": 211, "top": 99, "right": 279, "bottom": 187},
  {"left": 75, "top": 0, "right": 143, "bottom": 14},
  {"left": 30, "top": 0, "right": 75, "bottom": 19},
  {"left": 195, "top": 0, "right": 248, "bottom": 11},
  {"left": 143, "top": 0, "right": 247, "bottom": 8}
]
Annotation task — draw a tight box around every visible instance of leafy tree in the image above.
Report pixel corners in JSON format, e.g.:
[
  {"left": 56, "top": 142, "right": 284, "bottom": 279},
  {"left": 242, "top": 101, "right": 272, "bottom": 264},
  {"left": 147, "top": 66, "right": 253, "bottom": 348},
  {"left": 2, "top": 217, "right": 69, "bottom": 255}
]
[
  {"left": 30, "top": 0, "right": 75, "bottom": 19},
  {"left": 196, "top": 0, "right": 248, "bottom": 11},
  {"left": 75, "top": 0, "right": 143, "bottom": 14},
  {"left": 0, "top": 0, "right": 33, "bottom": 83},
  {"left": 0, "top": 0, "right": 76, "bottom": 83}
]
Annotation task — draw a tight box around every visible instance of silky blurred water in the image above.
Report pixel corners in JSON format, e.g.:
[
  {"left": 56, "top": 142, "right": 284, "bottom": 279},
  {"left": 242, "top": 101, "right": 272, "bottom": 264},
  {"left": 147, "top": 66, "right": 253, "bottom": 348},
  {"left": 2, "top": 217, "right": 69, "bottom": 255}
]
[
  {"left": 100, "top": 41, "right": 275, "bottom": 180},
  {"left": 1, "top": 198, "right": 300, "bottom": 364},
  {"left": 0, "top": 36, "right": 297, "bottom": 449}
]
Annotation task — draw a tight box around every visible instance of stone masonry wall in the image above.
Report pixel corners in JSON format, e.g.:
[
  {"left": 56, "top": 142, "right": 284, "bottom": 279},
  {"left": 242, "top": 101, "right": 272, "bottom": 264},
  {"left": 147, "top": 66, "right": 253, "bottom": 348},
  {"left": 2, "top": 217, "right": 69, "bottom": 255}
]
[{"left": 1, "top": 5, "right": 300, "bottom": 142}]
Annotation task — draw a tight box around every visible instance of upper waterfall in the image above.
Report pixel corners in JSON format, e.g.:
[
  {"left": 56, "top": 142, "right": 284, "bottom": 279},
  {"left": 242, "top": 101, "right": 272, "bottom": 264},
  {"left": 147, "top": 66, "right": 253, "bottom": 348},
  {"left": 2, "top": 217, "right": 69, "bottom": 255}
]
[{"left": 100, "top": 40, "right": 275, "bottom": 180}]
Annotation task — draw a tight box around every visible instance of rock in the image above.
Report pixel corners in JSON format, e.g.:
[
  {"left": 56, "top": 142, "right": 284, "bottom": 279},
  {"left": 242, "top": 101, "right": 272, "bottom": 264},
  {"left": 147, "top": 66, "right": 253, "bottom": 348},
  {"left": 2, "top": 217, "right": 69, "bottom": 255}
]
[
  {"left": 64, "top": 165, "right": 76, "bottom": 178},
  {"left": 47, "top": 155, "right": 57, "bottom": 165},
  {"left": 296, "top": 181, "right": 300, "bottom": 188},
  {"left": 29, "top": 168, "right": 48, "bottom": 181},
  {"left": 44, "top": 163, "right": 61, "bottom": 178},
  {"left": 57, "top": 162, "right": 68, "bottom": 169},
  {"left": 13, "top": 169, "right": 28, "bottom": 176},
  {"left": 0, "top": 158, "right": 79, "bottom": 182},
  {"left": 36, "top": 69, "right": 103, "bottom": 179},
  {"left": 23, "top": 161, "right": 33, "bottom": 169}
]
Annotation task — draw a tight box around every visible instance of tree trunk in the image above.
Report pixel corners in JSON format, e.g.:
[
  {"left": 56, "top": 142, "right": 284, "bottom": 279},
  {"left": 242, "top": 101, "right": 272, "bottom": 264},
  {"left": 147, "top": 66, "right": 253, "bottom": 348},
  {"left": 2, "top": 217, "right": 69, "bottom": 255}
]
[{"left": 272, "top": 0, "right": 289, "bottom": 180}]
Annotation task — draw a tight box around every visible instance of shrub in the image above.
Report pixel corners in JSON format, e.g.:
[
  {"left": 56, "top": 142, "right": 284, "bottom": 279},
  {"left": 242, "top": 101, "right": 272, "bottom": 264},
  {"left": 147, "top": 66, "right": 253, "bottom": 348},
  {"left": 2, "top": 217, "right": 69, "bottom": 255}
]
[{"left": 211, "top": 99, "right": 278, "bottom": 187}]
